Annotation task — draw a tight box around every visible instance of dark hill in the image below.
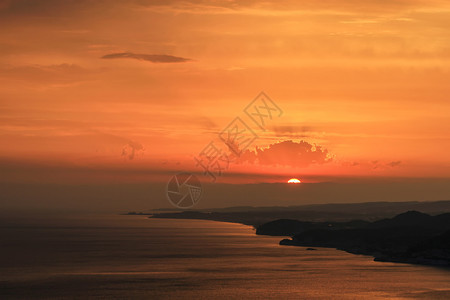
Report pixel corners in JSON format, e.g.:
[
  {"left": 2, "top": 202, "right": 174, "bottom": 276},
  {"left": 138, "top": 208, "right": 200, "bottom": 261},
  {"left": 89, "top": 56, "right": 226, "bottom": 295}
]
[
  {"left": 256, "top": 219, "right": 370, "bottom": 236},
  {"left": 369, "top": 211, "right": 432, "bottom": 228},
  {"left": 262, "top": 211, "right": 450, "bottom": 267}
]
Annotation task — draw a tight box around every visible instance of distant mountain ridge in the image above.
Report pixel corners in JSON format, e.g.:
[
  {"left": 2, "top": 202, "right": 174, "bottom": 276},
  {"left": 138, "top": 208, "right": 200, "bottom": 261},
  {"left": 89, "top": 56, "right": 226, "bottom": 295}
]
[
  {"left": 152, "top": 200, "right": 450, "bottom": 215},
  {"left": 149, "top": 200, "right": 450, "bottom": 225}
]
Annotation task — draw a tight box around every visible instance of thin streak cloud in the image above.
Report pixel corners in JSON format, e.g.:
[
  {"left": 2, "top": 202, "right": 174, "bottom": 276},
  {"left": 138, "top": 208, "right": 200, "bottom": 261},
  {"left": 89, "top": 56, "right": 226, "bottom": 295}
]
[{"left": 101, "top": 52, "right": 192, "bottom": 63}]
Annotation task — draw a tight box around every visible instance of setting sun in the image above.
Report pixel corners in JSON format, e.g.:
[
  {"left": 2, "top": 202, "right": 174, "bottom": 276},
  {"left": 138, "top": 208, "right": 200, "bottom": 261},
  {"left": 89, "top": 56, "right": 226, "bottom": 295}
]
[{"left": 288, "top": 178, "right": 301, "bottom": 184}]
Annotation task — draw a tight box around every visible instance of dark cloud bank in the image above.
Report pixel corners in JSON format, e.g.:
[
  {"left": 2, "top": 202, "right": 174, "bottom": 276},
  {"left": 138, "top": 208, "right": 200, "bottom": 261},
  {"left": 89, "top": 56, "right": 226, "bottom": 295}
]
[{"left": 237, "top": 140, "right": 332, "bottom": 167}]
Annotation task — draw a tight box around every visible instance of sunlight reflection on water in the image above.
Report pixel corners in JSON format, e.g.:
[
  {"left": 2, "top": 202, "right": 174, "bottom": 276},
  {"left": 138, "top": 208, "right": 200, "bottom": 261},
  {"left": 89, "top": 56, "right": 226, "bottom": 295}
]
[{"left": 1, "top": 215, "right": 449, "bottom": 299}]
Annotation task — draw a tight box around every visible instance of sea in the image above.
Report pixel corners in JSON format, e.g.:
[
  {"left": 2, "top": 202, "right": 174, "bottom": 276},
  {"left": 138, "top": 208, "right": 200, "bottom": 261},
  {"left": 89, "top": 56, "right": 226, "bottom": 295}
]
[{"left": 1, "top": 214, "right": 450, "bottom": 299}]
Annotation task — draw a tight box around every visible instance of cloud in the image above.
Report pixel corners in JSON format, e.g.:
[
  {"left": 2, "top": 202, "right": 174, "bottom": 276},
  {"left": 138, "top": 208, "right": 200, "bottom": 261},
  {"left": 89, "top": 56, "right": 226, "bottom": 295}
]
[
  {"left": 135, "top": 0, "right": 436, "bottom": 15},
  {"left": 272, "top": 125, "right": 313, "bottom": 139},
  {"left": 121, "top": 140, "right": 144, "bottom": 160},
  {"left": 196, "top": 116, "right": 218, "bottom": 131},
  {"left": 237, "top": 140, "right": 332, "bottom": 167},
  {"left": 341, "top": 161, "right": 360, "bottom": 167},
  {"left": 0, "top": 63, "right": 91, "bottom": 82},
  {"left": 386, "top": 160, "right": 402, "bottom": 168},
  {"left": 342, "top": 160, "right": 402, "bottom": 170},
  {"left": 101, "top": 52, "right": 192, "bottom": 63},
  {"left": 371, "top": 160, "right": 402, "bottom": 169}
]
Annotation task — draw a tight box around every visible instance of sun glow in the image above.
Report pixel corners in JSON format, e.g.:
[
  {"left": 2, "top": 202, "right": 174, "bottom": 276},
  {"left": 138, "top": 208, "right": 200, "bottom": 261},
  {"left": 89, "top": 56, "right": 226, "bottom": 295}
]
[{"left": 288, "top": 178, "right": 301, "bottom": 184}]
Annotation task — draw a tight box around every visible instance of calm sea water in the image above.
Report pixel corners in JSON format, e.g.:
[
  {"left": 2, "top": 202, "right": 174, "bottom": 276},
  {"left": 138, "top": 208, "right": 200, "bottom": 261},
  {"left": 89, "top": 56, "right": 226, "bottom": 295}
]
[{"left": 1, "top": 214, "right": 450, "bottom": 299}]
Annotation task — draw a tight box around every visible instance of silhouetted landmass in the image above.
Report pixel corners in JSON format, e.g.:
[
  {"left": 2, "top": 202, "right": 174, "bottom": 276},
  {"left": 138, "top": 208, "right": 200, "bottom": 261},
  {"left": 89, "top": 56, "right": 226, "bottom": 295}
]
[
  {"left": 255, "top": 219, "right": 369, "bottom": 236},
  {"left": 275, "top": 211, "right": 450, "bottom": 267},
  {"left": 148, "top": 200, "right": 450, "bottom": 226},
  {"left": 151, "top": 200, "right": 450, "bottom": 215},
  {"left": 147, "top": 201, "right": 450, "bottom": 267},
  {"left": 148, "top": 210, "right": 370, "bottom": 227}
]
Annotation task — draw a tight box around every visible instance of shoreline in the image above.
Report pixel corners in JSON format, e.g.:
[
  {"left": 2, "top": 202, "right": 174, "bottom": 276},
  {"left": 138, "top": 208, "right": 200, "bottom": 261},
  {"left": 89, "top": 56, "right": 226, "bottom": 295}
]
[
  {"left": 280, "top": 239, "right": 450, "bottom": 269},
  {"left": 147, "top": 215, "right": 450, "bottom": 269},
  {"left": 147, "top": 215, "right": 257, "bottom": 227}
]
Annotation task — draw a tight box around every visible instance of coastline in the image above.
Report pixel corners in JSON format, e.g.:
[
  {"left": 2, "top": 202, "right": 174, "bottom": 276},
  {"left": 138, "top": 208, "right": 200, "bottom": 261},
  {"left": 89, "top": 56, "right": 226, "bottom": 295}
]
[
  {"left": 148, "top": 214, "right": 450, "bottom": 269},
  {"left": 280, "top": 238, "right": 450, "bottom": 268}
]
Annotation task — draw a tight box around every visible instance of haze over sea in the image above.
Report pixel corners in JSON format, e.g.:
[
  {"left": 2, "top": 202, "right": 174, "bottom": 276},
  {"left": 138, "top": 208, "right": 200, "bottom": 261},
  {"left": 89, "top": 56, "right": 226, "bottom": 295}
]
[{"left": 1, "top": 214, "right": 449, "bottom": 299}]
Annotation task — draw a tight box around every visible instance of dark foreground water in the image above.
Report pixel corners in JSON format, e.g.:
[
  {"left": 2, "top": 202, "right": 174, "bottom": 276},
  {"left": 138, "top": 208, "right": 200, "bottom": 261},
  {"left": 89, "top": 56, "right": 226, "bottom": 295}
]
[{"left": 1, "top": 214, "right": 450, "bottom": 299}]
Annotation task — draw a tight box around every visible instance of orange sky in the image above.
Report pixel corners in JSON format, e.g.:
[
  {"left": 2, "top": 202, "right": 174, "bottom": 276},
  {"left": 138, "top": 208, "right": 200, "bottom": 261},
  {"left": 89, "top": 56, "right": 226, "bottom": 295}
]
[{"left": 1, "top": 0, "right": 450, "bottom": 185}]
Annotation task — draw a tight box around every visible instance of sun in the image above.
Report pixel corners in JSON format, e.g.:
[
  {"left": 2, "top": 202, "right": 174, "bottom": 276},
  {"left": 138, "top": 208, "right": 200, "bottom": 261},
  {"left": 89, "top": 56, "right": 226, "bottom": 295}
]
[{"left": 287, "top": 178, "right": 301, "bottom": 184}]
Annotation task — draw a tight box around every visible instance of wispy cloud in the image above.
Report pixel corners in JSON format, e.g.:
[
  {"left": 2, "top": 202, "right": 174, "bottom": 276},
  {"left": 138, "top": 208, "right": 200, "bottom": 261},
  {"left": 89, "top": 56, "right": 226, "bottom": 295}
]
[
  {"left": 122, "top": 140, "right": 144, "bottom": 160},
  {"left": 101, "top": 52, "right": 192, "bottom": 63},
  {"left": 371, "top": 160, "right": 402, "bottom": 169}
]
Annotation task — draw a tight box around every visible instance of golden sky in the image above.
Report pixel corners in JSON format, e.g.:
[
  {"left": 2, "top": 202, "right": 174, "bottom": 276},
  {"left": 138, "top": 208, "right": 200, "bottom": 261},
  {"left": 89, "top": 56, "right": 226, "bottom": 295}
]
[{"left": 1, "top": 0, "right": 450, "bottom": 185}]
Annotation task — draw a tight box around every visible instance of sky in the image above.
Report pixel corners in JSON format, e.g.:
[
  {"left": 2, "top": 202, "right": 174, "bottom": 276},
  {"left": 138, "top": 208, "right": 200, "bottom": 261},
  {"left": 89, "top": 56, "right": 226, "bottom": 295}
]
[{"left": 1, "top": 0, "right": 449, "bottom": 210}]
